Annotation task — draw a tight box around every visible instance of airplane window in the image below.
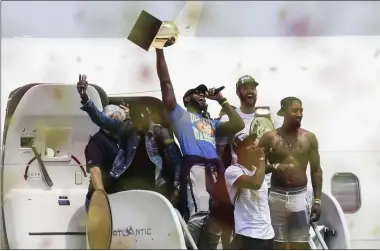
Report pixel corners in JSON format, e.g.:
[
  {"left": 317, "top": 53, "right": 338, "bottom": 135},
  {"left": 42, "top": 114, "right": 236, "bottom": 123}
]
[{"left": 331, "top": 172, "right": 361, "bottom": 213}]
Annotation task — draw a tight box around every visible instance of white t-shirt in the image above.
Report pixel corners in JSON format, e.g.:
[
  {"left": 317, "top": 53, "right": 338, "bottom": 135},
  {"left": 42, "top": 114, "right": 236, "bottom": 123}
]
[
  {"left": 216, "top": 107, "right": 272, "bottom": 187},
  {"left": 224, "top": 164, "right": 275, "bottom": 240}
]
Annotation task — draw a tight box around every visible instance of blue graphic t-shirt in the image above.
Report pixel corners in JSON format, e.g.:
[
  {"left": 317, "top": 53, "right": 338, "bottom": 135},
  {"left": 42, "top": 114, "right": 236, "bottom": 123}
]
[{"left": 167, "top": 104, "right": 220, "bottom": 159}]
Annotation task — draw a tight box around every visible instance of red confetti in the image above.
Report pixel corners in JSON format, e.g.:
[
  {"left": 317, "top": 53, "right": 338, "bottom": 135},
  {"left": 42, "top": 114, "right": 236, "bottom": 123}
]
[
  {"left": 289, "top": 17, "right": 310, "bottom": 36},
  {"left": 139, "top": 65, "right": 152, "bottom": 82}
]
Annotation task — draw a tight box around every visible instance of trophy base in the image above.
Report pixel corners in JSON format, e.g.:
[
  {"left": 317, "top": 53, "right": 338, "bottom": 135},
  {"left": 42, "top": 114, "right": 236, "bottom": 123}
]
[{"left": 128, "top": 10, "right": 163, "bottom": 51}]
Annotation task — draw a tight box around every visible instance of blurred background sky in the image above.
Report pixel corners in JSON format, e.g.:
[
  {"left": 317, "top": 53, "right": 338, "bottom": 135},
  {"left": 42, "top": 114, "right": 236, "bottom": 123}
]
[{"left": 2, "top": 1, "right": 380, "bottom": 38}]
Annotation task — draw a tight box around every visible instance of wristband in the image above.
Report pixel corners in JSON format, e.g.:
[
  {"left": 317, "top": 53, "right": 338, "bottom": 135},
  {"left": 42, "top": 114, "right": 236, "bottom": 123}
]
[
  {"left": 164, "top": 138, "right": 175, "bottom": 145},
  {"left": 218, "top": 98, "right": 227, "bottom": 105},
  {"left": 314, "top": 199, "right": 321, "bottom": 205}
]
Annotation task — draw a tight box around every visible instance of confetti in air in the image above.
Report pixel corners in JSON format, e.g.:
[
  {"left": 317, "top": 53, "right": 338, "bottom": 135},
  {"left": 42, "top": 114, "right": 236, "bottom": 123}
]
[
  {"left": 269, "top": 67, "right": 277, "bottom": 72},
  {"left": 139, "top": 65, "right": 153, "bottom": 82},
  {"left": 278, "top": 9, "right": 288, "bottom": 21},
  {"left": 289, "top": 17, "right": 310, "bottom": 36},
  {"left": 53, "top": 86, "right": 63, "bottom": 101},
  {"left": 40, "top": 238, "right": 52, "bottom": 249},
  {"left": 277, "top": 8, "right": 312, "bottom": 37},
  {"left": 175, "top": 1, "right": 204, "bottom": 37},
  {"left": 52, "top": 86, "right": 71, "bottom": 106}
]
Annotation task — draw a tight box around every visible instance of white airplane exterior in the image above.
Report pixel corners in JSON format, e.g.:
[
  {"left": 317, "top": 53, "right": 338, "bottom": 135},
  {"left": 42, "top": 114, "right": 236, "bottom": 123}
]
[{"left": 1, "top": 1, "right": 380, "bottom": 249}]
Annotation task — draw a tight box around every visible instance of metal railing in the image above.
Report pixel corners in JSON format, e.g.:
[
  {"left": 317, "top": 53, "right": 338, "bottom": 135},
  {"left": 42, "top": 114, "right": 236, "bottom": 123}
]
[
  {"left": 311, "top": 222, "right": 329, "bottom": 250},
  {"left": 175, "top": 209, "right": 198, "bottom": 250}
]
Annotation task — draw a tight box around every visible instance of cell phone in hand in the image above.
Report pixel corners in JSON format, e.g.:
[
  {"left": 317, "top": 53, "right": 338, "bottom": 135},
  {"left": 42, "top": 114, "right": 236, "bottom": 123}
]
[
  {"left": 81, "top": 74, "right": 87, "bottom": 82},
  {"left": 78, "top": 74, "right": 88, "bottom": 96}
]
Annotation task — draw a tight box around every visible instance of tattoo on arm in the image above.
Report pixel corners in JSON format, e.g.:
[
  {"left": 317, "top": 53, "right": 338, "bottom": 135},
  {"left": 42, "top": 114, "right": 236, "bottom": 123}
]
[
  {"left": 309, "top": 133, "right": 323, "bottom": 200},
  {"left": 156, "top": 49, "right": 177, "bottom": 111},
  {"left": 216, "top": 102, "right": 245, "bottom": 137}
]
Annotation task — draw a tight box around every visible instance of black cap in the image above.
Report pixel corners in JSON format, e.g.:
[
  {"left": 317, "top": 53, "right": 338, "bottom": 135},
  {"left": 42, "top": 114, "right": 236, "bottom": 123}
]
[
  {"left": 236, "top": 75, "right": 259, "bottom": 89},
  {"left": 277, "top": 96, "right": 302, "bottom": 116},
  {"left": 232, "top": 133, "right": 257, "bottom": 153},
  {"left": 183, "top": 84, "right": 208, "bottom": 106}
]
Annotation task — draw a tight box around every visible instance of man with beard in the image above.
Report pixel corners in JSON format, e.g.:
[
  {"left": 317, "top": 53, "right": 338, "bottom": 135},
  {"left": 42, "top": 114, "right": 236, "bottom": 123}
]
[
  {"left": 258, "top": 97, "right": 323, "bottom": 250},
  {"left": 217, "top": 75, "right": 272, "bottom": 183},
  {"left": 155, "top": 48, "right": 244, "bottom": 249},
  {"left": 216, "top": 75, "right": 273, "bottom": 249}
]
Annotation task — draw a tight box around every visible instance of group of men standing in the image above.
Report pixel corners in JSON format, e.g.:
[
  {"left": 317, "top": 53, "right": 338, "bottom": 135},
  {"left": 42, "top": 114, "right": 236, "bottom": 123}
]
[{"left": 77, "top": 47, "right": 323, "bottom": 250}]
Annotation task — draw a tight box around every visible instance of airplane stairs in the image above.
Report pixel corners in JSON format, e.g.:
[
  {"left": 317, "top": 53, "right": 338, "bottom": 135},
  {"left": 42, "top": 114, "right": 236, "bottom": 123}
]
[{"left": 309, "top": 222, "right": 333, "bottom": 249}]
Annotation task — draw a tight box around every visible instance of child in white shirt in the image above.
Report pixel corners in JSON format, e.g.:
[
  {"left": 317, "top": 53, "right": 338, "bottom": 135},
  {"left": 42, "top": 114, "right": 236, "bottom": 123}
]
[{"left": 224, "top": 133, "right": 275, "bottom": 250}]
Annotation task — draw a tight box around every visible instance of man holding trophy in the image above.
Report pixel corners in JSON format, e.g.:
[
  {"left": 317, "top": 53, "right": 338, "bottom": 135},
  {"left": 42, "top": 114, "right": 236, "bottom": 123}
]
[{"left": 128, "top": 11, "right": 245, "bottom": 249}]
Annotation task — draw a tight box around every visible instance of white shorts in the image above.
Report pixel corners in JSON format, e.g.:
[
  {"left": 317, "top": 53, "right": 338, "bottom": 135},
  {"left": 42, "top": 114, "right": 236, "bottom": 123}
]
[{"left": 269, "top": 186, "right": 310, "bottom": 243}]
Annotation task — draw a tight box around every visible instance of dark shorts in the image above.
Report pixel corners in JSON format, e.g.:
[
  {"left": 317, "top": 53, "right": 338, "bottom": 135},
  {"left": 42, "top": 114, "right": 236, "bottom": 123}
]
[{"left": 232, "top": 234, "right": 275, "bottom": 250}]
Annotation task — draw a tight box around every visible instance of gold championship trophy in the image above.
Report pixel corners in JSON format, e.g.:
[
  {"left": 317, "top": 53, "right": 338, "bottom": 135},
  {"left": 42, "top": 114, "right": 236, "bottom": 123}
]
[
  {"left": 127, "top": 10, "right": 179, "bottom": 51},
  {"left": 250, "top": 106, "right": 275, "bottom": 141}
]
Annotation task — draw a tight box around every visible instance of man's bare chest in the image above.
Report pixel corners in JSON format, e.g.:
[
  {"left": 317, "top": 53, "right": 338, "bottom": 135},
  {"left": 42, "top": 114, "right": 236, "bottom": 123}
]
[{"left": 268, "top": 134, "right": 311, "bottom": 162}]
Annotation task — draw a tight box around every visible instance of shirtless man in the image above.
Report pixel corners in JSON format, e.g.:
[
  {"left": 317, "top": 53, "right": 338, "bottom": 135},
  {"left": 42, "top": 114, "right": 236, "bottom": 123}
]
[{"left": 259, "top": 97, "right": 323, "bottom": 249}]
